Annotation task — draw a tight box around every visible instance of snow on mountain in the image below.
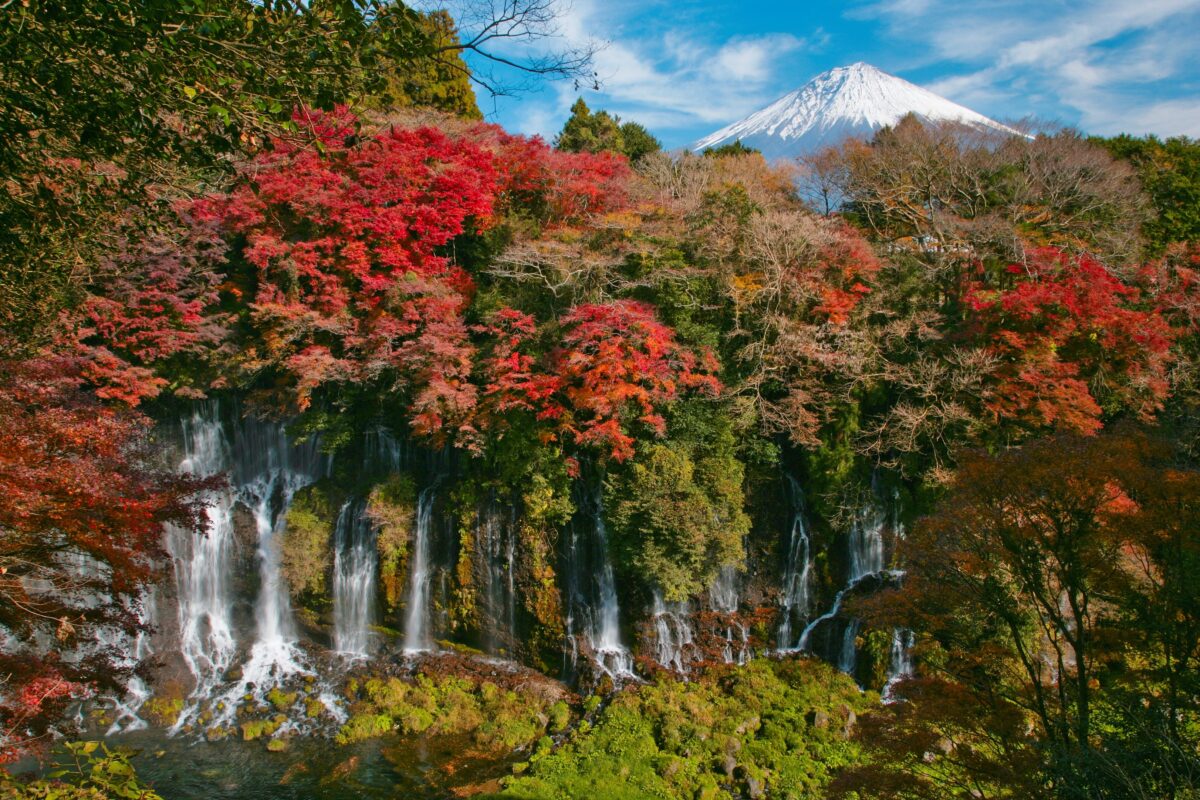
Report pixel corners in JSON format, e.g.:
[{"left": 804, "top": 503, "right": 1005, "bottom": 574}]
[{"left": 692, "top": 62, "right": 1021, "bottom": 160}]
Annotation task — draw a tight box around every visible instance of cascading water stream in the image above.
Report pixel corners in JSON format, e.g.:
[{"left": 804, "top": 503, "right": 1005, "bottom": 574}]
[
  {"left": 167, "top": 407, "right": 237, "bottom": 699},
  {"left": 332, "top": 499, "right": 377, "bottom": 657},
  {"left": 709, "top": 565, "right": 749, "bottom": 665},
  {"left": 229, "top": 418, "right": 327, "bottom": 690},
  {"left": 793, "top": 473, "right": 894, "bottom": 674},
  {"left": 838, "top": 619, "right": 861, "bottom": 675},
  {"left": 477, "top": 495, "right": 519, "bottom": 657},
  {"left": 882, "top": 628, "right": 915, "bottom": 702},
  {"left": 564, "top": 484, "right": 633, "bottom": 680},
  {"left": 403, "top": 483, "right": 440, "bottom": 653},
  {"left": 777, "top": 476, "right": 813, "bottom": 651},
  {"left": 101, "top": 592, "right": 157, "bottom": 735},
  {"left": 650, "top": 592, "right": 695, "bottom": 673},
  {"left": 166, "top": 403, "right": 329, "bottom": 730}
]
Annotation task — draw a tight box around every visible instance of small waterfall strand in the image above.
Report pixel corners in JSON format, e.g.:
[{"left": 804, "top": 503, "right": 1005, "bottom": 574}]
[{"left": 332, "top": 499, "right": 378, "bottom": 657}]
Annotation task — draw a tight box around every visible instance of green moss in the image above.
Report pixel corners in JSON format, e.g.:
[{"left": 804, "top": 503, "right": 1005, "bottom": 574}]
[
  {"left": 496, "top": 659, "right": 868, "bottom": 800},
  {"left": 367, "top": 473, "right": 417, "bottom": 614},
  {"left": 335, "top": 713, "right": 395, "bottom": 745},
  {"left": 281, "top": 482, "right": 342, "bottom": 610},
  {"left": 305, "top": 698, "right": 326, "bottom": 719},
  {"left": 548, "top": 701, "right": 571, "bottom": 733},
  {"left": 334, "top": 670, "right": 563, "bottom": 752},
  {"left": 140, "top": 694, "right": 184, "bottom": 728},
  {"left": 267, "top": 688, "right": 298, "bottom": 712},
  {"left": 240, "top": 717, "right": 282, "bottom": 741},
  {"left": 266, "top": 737, "right": 288, "bottom": 753}
]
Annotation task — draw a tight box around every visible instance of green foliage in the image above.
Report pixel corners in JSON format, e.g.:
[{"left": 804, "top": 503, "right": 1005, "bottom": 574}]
[
  {"left": 555, "top": 99, "right": 625, "bottom": 155},
  {"left": 1098, "top": 134, "right": 1200, "bottom": 253},
  {"left": 336, "top": 672, "right": 565, "bottom": 751},
  {"left": 0, "top": 0, "right": 435, "bottom": 341},
  {"left": 607, "top": 401, "right": 749, "bottom": 600},
  {"left": 702, "top": 140, "right": 761, "bottom": 158},
  {"left": 372, "top": 10, "right": 482, "bottom": 120},
  {"left": 554, "top": 98, "right": 661, "bottom": 162},
  {"left": 494, "top": 659, "right": 866, "bottom": 800},
  {"left": 0, "top": 741, "right": 163, "bottom": 799},
  {"left": 617, "top": 122, "right": 662, "bottom": 163},
  {"left": 280, "top": 483, "right": 342, "bottom": 611}
]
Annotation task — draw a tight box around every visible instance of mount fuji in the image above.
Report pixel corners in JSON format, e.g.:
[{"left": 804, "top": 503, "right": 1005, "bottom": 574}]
[{"left": 692, "top": 62, "right": 1021, "bottom": 160}]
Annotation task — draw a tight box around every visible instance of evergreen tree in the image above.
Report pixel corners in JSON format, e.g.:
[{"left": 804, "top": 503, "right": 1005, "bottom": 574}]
[
  {"left": 703, "top": 139, "right": 760, "bottom": 158},
  {"left": 375, "top": 9, "right": 482, "bottom": 120},
  {"left": 555, "top": 98, "right": 661, "bottom": 162},
  {"left": 1099, "top": 134, "right": 1200, "bottom": 253},
  {"left": 619, "top": 121, "right": 662, "bottom": 162}
]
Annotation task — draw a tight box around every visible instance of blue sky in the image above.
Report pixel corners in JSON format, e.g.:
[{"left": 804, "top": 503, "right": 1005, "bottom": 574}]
[{"left": 452, "top": 0, "right": 1200, "bottom": 148}]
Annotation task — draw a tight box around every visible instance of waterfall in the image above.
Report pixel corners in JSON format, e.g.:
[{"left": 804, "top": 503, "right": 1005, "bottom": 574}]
[
  {"left": 477, "top": 496, "right": 518, "bottom": 657},
  {"left": 166, "top": 403, "right": 328, "bottom": 730},
  {"left": 796, "top": 583, "right": 851, "bottom": 651},
  {"left": 167, "top": 407, "right": 237, "bottom": 697},
  {"left": 882, "top": 628, "right": 915, "bottom": 702},
  {"left": 102, "top": 592, "right": 157, "bottom": 735},
  {"left": 564, "top": 484, "right": 633, "bottom": 680},
  {"left": 650, "top": 592, "right": 695, "bottom": 673},
  {"left": 364, "top": 426, "right": 409, "bottom": 473},
  {"left": 777, "top": 476, "right": 813, "bottom": 651},
  {"left": 791, "top": 472, "right": 896, "bottom": 672},
  {"left": 838, "top": 619, "right": 861, "bottom": 675},
  {"left": 403, "top": 484, "right": 439, "bottom": 653},
  {"left": 332, "top": 499, "right": 377, "bottom": 657},
  {"left": 229, "top": 416, "right": 327, "bottom": 692},
  {"left": 848, "top": 485, "right": 887, "bottom": 583},
  {"left": 709, "top": 565, "right": 749, "bottom": 665}
]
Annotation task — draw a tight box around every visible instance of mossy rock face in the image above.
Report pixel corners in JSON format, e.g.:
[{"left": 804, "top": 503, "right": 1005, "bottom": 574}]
[
  {"left": 305, "top": 697, "right": 327, "bottom": 719},
  {"left": 517, "top": 521, "right": 566, "bottom": 672},
  {"left": 281, "top": 482, "right": 343, "bottom": 612},
  {"left": 366, "top": 473, "right": 417, "bottom": 615}
]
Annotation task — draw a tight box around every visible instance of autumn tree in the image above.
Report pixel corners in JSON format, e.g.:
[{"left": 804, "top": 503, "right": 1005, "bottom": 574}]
[
  {"left": 0, "top": 0, "right": 596, "bottom": 344},
  {"left": 0, "top": 357, "right": 207, "bottom": 758},
  {"left": 845, "top": 432, "right": 1200, "bottom": 798}
]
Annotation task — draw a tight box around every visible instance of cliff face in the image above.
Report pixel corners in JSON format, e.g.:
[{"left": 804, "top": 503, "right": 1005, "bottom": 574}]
[{"left": 154, "top": 402, "right": 912, "bottom": 704}]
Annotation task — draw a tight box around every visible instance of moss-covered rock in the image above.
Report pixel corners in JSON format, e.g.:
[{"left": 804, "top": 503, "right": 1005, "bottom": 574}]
[
  {"left": 496, "top": 658, "right": 868, "bottom": 800},
  {"left": 366, "top": 473, "right": 417, "bottom": 615},
  {"left": 281, "top": 482, "right": 343, "bottom": 612},
  {"left": 305, "top": 697, "right": 326, "bottom": 719},
  {"left": 140, "top": 690, "right": 184, "bottom": 728},
  {"left": 334, "top": 669, "right": 563, "bottom": 753},
  {"left": 240, "top": 717, "right": 283, "bottom": 741},
  {"left": 267, "top": 688, "right": 298, "bottom": 712}
]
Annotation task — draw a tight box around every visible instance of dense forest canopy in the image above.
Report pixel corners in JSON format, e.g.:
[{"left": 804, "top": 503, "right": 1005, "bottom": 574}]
[{"left": 1, "top": 3, "right": 1200, "bottom": 799}]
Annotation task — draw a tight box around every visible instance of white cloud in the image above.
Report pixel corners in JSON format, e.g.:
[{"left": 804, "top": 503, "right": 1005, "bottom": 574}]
[
  {"left": 459, "top": 0, "right": 818, "bottom": 143},
  {"left": 856, "top": 0, "right": 1200, "bottom": 135}
]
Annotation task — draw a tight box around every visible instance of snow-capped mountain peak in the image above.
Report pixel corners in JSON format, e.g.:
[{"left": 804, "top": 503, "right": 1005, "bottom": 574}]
[{"left": 692, "top": 62, "right": 1020, "bottom": 160}]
